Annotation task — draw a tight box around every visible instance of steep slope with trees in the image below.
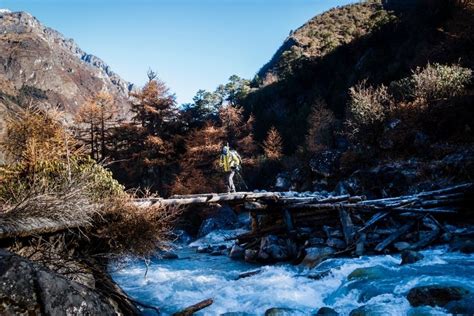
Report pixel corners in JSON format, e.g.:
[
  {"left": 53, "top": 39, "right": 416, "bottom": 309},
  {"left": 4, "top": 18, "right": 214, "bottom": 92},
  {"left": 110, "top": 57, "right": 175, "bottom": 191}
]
[{"left": 243, "top": 0, "right": 474, "bottom": 154}]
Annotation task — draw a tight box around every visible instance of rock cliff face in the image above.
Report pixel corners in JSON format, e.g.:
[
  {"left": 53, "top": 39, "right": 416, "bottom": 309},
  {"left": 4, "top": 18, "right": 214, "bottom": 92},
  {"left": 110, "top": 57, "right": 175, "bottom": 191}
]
[{"left": 0, "top": 10, "right": 131, "bottom": 115}]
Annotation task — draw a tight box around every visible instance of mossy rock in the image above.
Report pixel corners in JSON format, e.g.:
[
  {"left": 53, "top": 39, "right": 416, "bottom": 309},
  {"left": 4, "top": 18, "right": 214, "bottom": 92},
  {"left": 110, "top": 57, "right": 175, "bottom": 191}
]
[
  {"left": 347, "top": 265, "right": 387, "bottom": 281},
  {"left": 407, "top": 285, "right": 470, "bottom": 307}
]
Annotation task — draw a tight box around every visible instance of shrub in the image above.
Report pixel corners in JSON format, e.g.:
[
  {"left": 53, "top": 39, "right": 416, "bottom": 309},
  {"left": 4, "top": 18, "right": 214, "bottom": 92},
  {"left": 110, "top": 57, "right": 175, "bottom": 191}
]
[
  {"left": 349, "top": 81, "right": 392, "bottom": 125},
  {"left": 94, "top": 195, "right": 182, "bottom": 257},
  {"left": 410, "top": 63, "right": 472, "bottom": 100}
]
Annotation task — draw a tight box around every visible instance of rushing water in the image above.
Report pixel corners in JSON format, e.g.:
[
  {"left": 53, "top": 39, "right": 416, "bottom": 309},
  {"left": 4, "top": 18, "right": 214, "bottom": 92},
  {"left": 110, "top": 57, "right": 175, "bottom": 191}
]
[{"left": 110, "top": 231, "right": 474, "bottom": 315}]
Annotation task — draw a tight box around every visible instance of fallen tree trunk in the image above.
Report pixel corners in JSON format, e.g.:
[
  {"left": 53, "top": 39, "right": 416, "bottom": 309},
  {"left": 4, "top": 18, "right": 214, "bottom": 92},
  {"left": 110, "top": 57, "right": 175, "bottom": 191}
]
[{"left": 172, "top": 299, "right": 213, "bottom": 316}]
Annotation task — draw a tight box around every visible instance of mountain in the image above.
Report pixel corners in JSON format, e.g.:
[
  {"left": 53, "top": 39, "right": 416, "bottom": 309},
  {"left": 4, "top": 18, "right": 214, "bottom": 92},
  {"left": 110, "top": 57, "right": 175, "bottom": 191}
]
[
  {"left": 0, "top": 10, "right": 131, "bottom": 114},
  {"left": 257, "top": 1, "right": 397, "bottom": 84},
  {"left": 243, "top": 0, "right": 474, "bottom": 153}
]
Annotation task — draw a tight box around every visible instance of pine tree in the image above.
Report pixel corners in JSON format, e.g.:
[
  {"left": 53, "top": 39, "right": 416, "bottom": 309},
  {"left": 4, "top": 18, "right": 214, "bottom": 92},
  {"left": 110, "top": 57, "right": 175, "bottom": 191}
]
[
  {"left": 74, "top": 92, "right": 117, "bottom": 160},
  {"left": 110, "top": 73, "right": 182, "bottom": 195},
  {"left": 263, "top": 126, "right": 283, "bottom": 160},
  {"left": 74, "top": 98, "right": 100, "bottom": 159}
]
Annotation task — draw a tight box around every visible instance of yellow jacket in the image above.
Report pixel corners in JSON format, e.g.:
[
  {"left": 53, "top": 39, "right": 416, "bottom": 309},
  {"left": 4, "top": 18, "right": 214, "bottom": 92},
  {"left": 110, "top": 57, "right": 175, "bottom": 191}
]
[{"left": 220, "top": 150, "right": 240, "bottom": 172}]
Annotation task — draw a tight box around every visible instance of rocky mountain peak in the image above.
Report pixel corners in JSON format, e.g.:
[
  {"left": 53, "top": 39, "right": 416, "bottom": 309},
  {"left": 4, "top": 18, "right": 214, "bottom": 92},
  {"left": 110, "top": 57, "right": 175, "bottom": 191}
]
[{"left": 0, "top": 10, "right": 132, "bottom": 118}]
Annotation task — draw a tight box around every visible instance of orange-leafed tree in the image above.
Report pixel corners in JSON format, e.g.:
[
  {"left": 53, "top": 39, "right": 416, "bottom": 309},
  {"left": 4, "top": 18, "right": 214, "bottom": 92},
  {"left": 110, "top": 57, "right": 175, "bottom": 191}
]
[
  {"left": 306, "top": 99, "right": 336, "bottom": 154},
  {"left": 263, "top": 126, "right": 283, "bottom": 160},
  {"left": 74, "top": 92, "right": 117, "bottom": 160},
  {"left": 172, "top": 123, "right": 226, "bottom": 194},
  {"left": 110, "top": 72, "right": 182, "bottom": 195}
]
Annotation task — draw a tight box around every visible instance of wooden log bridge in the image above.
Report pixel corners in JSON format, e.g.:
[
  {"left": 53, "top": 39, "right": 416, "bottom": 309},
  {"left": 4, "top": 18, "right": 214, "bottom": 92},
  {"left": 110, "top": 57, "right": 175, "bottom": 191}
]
[{"left": 138, "top": 183, "right": 472, "bottom": 260}]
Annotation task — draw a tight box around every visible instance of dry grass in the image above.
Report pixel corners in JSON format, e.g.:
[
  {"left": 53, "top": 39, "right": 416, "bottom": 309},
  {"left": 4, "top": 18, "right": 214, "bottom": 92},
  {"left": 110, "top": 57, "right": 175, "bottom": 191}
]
[
  {"left": 93, "top": 194, "right": 183, "bottom": 257},
  {"left": 0, "top": 178, "right": 99, "bottom": 238}
]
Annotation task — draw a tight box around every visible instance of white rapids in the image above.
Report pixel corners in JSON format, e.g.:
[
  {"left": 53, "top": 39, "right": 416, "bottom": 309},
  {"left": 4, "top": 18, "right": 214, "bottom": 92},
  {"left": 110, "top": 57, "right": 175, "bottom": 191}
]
[{"left": 110, "top": 231, "right": 474, "bottom": 315}]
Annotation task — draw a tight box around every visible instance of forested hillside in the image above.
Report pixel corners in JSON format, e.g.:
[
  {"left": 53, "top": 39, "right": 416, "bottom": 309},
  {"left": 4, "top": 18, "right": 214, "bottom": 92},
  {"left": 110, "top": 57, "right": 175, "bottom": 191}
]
[{"left": 243, "top": 0, "right": 474, "bottom": 153}]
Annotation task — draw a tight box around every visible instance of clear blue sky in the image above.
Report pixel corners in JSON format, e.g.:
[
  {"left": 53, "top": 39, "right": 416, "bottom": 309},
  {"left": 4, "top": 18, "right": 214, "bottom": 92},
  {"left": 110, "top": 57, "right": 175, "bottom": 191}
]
[{"left": 2, "top": 0, "right": 355, "bottom": 104}]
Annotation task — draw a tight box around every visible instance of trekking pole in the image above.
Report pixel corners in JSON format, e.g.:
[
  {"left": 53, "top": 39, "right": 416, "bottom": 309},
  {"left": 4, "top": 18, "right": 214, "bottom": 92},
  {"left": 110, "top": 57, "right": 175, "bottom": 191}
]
[{"left": 236, "top": 169, "right": 249, "bottom": 191}]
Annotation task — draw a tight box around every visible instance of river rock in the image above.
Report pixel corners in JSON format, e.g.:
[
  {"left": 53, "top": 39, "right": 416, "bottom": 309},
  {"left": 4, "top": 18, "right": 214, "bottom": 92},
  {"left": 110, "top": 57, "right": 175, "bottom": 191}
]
[
  {"left": 445, "top": 293, "right": 474, "bottom": 314},
  {"left": 197, "top": 245, "right": 212, "bottom": 253},
  {"left": 221, "top": 313, "right": 254, "bottom": 316},
  {"left": 198, "top": 205, "right": 238, "bottom": 238},
  {"left": 326, "top": 238, "right": 346, "bottom": 249},
  {"left": 244, "top": 249, "right": 258, "bottom": 262},
  {"left": 0, "top": 249, "right": 117, "bottom": 315},
  {"left": 160, "top": 250, "right": 179, "bottom": 259},
  {"left": 229, "top": 244, "right": 245, "bottom": 260},
  {"left": 300, "top": 246, "right": 335, "bottom": 268},
  {"left": 400, "top": 250, "right": 424, "bottom": 265},
  {"left": 348, "top": 266, "right": 387, "bottom": 281},
  {"left": 393, "top": 241, "right": 411, "bottom": 251},
  {"left": 307, "top": 237, "right": 325, "bottom": 246},
  {"left": 307, "top": 270, "right": 332, "bottom": 280},
  {"left": 450, "top": 237, "right": 474, "bottom": 254},
  {"left": 407, "top": 285, "right": 470, "bottom": 307},
  {"left": 173, "top": 229, "right": 193, "bottom": 244},
  {"left": 349, "top": 304, "right": 390, "bottom": 315},
  {"left": 264, "top": 307, "right": 302, "bottom": 315},
  {"left": 316, "top": 306, "right": 339, "bottom": 315},
  {"left": 258, "top": 235, "right": 296, "bottom": 261}
]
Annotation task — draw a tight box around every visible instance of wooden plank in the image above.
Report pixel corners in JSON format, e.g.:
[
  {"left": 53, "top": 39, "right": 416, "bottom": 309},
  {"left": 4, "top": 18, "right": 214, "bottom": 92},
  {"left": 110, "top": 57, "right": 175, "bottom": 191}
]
[
  {"left": 283, "top": 209, "right": 294, "bottom": 231},
  {"left": 355, "top": 233, "right": 366, "bottom": 256},
  {"left": 358, "top": 211, "right": 390, "bottom": 233},
  {"left": 339, "top": 207, "right": 355, "bottom": 245},
  {"left": 408, "top": 229, "right": 440, "bottom": 250},
  {"left": 375, "top": 222, "right": 415, "bottom": 252}
]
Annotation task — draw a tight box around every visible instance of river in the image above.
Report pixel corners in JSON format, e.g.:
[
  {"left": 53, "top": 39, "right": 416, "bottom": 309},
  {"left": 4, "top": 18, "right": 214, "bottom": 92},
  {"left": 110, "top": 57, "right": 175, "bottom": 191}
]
[{"left": 110, "top": 229, "right": 474, "bottom": 315}]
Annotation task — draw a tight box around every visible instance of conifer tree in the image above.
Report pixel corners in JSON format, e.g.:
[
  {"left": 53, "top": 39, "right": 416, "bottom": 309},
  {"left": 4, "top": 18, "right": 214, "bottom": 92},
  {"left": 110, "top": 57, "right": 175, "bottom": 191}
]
[
  {"left": 263, "top": 126, "right": 283, "bottom": 160},
  {"left": 305, "top": 99, "right": 336, "bottom": 154}
]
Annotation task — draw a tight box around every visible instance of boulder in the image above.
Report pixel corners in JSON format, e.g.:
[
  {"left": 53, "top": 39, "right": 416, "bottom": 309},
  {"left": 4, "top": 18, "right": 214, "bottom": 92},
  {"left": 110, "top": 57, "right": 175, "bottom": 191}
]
[
  {"left": 407, "top": 285, "right": 470, "bottom": 307},
  {"left": 198, "top": 205, "right": 238, "bottom": 238},
  {"left": 160, "top": 251, "right": 179, "bottom": 259},
  {"left": 173, "top": 229, "right": 193, "bottom": 244},
  {"left": 258, "top": 235, "right": 296, "bottom": 262},
  {"left": 0, "top": 249, "right": 117, "bottom": 315},
  {"left": 300, "top": 246, "right": 335, "bottom": 268},
  {"left": 244, "top": 249, "right": 258, "bottom": 262},
  {"left": 445, "top": 293, "right": 474, "bottom": 314},
  {"left": 348, "top": 266, "right": 387, "bottom": 281},
  {"left": 197, "top": 245, "right": 212, "bottom": 253},
  {"left": 316, "top": 307, "right": 339, "bottom": 315},
  {"left": 349, "top": 304, "right": 391, "bottom": 316},
  {"left": 307, "top": 237, "right": 325, "bottom": 246},
  {"left": 307, "top": 270, "right": 332, "bottom": 281},
  {"left": 326, "top": 238, "right": 346, "bottom": 249},
  {"left": 275, "top": 172, "right": 291, "bottom": 191},
  {"left": 450, "top": 237, "right": 474, "bottom": 254},
  {"left": 264, "top": 307, "right": 302, "bottom": 315},
  {"left": 393, "top": 241, "right": 411, "bottom": 251},
  {"left": 400, "top": 250, "right": 424, "bottom": 265},
  {"left": 229, "top": 245, "right": 245, "bottom": 260}
]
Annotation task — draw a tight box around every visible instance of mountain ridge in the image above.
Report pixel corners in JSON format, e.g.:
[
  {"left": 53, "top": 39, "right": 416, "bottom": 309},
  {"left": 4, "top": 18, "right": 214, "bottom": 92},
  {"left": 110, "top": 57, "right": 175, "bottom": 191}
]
[{"left": 0, "top": 10, "right": 131, "bottom": 113}]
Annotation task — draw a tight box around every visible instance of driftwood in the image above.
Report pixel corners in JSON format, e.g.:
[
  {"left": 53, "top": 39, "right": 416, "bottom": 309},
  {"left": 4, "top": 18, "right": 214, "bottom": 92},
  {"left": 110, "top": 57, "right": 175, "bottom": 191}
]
[
  {"left": 172, "top": 299, "right": 213, "bottom": 316},
  {"left": 236, "top": 269, "right": 262, "bottom": 280},
  {"left": 375, "top": 222, "right": 416, "bottom": 252}
]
